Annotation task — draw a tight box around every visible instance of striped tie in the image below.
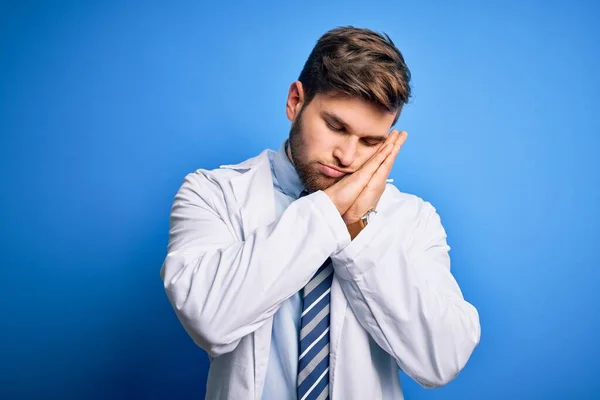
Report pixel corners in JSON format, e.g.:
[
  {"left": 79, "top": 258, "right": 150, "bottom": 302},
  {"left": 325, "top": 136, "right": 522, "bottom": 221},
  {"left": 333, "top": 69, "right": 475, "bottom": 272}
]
[{"left": 297, "top": 257, "right": 333, "bottom": 400}]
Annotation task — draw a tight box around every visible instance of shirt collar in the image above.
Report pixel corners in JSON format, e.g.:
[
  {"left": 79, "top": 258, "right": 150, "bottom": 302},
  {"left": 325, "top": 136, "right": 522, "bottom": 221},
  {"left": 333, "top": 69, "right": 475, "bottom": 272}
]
[{"left": 271, "top": 139, "right": 305, "bottom": 199}]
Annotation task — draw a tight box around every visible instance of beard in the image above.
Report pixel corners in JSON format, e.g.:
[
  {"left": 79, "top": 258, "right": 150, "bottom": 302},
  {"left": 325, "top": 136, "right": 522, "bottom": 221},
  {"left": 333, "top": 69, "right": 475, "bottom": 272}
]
[{"left": 288, "top": 108, "right": 345, "bottom": 193}]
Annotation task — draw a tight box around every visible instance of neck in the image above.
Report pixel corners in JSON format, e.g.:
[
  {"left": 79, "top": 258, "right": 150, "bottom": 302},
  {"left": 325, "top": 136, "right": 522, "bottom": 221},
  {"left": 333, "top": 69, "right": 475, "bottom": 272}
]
[{"left": 285, "top": 139, "right": 295, "bottom": 166}]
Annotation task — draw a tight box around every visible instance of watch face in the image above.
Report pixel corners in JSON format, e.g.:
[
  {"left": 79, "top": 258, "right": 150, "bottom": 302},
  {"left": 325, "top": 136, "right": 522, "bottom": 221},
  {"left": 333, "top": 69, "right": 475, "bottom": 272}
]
[{"left": 363, "top": 209, "right": 376, "bottom": 224}]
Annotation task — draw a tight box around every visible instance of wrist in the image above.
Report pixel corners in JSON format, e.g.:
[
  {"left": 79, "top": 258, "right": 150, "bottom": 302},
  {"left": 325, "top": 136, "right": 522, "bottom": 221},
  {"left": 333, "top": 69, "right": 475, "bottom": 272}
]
[
  {"left": 343, "top": 214, "right": 361, "bottom": 224},
  {"left": 345, "top": 208, "right": 377, "bottom": 239},
  {"left": 323, "top": 188, "right": 349, "bottom": 216},
  {"left": 346, "top": 218, "right": 366, "bottom": 240}
]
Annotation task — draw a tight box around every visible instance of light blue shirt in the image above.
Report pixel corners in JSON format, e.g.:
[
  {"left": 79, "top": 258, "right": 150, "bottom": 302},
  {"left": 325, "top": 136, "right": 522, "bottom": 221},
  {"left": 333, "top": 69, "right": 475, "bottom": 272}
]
[{"left": 261, "top": 139, "right": 306, "bottom": 399}]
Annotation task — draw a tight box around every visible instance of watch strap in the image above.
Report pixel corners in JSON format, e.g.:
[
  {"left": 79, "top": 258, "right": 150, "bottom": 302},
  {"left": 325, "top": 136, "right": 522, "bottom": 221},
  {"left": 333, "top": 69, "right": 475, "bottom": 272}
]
[{"left": 346, "top": 218, "right": 366, "bottom": 240}]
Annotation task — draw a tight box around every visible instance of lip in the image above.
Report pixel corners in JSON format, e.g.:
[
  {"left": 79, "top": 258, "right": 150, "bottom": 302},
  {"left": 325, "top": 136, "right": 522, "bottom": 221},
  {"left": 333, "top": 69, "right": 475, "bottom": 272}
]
[{"left": 318, "top": 163, "right": 348, "bottom": 178}]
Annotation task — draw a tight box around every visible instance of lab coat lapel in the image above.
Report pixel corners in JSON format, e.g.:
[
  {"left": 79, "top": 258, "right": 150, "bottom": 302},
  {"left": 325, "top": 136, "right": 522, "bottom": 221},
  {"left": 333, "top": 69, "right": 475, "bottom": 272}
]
[
  {"left": 228, "top": 151, "right": 276, "bottom": 240},
  {"left": 222, "top": 149, "right": 349, "bottom": 397},
  {"left": 224, "top": 150, "right": 277, "bottom": 399},
  {"left": 329, "top": 273, "right": 348, "bottom": 389}
]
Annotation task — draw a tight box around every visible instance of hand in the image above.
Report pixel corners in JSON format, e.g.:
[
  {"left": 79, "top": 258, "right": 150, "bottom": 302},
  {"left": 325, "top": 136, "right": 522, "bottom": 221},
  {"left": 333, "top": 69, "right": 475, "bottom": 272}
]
[
  {"left": 324, "top": 130, "right": 407, "bottom": 221},
  {"left": 342, "top": 130, "right": 407, "bottom": 223}
]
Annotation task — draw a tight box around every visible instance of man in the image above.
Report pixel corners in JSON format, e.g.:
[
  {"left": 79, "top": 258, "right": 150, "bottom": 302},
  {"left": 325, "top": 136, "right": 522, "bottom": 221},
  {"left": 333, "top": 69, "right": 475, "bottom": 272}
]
[{"left": 161, "top": 26, "right": 480, "bottom": 399}]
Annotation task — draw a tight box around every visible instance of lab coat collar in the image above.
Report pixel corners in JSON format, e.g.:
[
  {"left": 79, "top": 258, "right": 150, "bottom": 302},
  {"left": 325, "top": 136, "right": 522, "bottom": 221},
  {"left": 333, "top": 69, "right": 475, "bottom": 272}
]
[{"left": 219, "top": 149, "right": 271, "bottom": 171}]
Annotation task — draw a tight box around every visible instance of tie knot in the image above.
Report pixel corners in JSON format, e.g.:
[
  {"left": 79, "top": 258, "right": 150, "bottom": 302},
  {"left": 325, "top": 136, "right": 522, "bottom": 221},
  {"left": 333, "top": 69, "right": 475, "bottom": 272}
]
[{"left": 299, "top": 189, "right": 309, "bottom": 198}]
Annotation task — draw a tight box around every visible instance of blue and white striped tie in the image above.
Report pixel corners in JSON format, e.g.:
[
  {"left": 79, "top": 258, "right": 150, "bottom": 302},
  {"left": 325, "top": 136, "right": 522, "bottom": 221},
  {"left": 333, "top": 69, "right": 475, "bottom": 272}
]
[{"left": 297, "top": 257, "right": 333, "bottom": 400}]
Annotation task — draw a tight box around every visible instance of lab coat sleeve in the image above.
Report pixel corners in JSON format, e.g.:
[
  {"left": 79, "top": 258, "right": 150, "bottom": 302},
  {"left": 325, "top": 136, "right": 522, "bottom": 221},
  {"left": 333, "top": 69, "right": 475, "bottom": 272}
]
[
  {"left": 330, "top": 197, "right": 480, "bottom": 388},
  {"left": 160, "top": 171, "right": 350, "bottom": 358}
]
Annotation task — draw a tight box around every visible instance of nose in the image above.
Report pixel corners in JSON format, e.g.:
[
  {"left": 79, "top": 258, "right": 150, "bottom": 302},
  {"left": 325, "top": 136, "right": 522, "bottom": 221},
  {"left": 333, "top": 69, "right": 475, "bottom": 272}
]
[{"left": 332, "top": 137, "right": 357, "bottom": 168}]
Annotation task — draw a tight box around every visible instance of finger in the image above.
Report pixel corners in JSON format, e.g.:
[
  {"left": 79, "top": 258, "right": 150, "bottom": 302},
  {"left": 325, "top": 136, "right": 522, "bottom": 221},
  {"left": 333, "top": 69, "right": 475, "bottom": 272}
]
[
  {"left": 363, "top": 130, "right": 398, "bottom": 163},
  {"left": 376, "top": 129, "right": 400, "bottom": 154},
  {"left": 335, "top": 141, "right": 393, "bottom": 195},
  {"left": 370, "top": 130, "right": 405, "bottom": 169},
  {"left": 355, "top": 140, "right": 395, "bottom": 180},
  {"left": 368, "top": 131, "right": 407, "bottom": 185},
  {"left": 346, "top": 130, "right": 402, "bottom": 185},
  {"left": 335, "top": 130, "right": 400, "bottom": 191},
  {"left": 386, "top": 130, "right": 407, "bottom": 166},
  {"left": 378, "top": 131, "right": 407, "bottom": 175},
  {"left": 359, "top": 130, "right": 399, "bottom": 171}
]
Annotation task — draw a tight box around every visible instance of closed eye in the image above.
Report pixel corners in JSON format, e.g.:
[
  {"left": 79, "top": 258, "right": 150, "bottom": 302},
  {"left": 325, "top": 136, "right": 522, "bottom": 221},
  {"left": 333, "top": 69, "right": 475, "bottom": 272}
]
[
  {"left": 326, "top": 121, "right": 344, "bottom": 132},
  {"left": 361, "top": 138, "right": 380, "bottom": 147}
]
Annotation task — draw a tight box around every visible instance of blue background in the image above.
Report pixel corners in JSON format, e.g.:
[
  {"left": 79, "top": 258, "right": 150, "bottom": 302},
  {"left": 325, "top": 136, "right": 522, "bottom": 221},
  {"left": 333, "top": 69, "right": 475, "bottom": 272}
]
[{"left": 1, "top": 1, "right": 599, "bottom": 398}]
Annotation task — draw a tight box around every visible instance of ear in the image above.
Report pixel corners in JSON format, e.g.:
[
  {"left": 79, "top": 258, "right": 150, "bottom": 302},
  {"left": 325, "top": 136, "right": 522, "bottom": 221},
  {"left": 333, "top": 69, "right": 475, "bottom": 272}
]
[{"left": 286, "top": 81, "right": 305, "bottom": 122}]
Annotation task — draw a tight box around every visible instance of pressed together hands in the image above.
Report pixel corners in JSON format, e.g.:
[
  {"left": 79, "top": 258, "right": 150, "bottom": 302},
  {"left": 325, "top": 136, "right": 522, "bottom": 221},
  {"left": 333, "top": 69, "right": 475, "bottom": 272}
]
[{"left": 324, "top": 130, "right": 408, "bottom": 224}]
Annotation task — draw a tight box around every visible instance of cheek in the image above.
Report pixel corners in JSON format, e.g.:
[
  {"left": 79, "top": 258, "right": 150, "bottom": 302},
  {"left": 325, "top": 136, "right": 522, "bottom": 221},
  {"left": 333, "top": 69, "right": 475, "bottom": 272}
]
[
  {"left": 302, "top": 118, "right": 327, "bottom": 141},
  {"left": 300, "top": 120, "right": 334, "bottom": 158},
  {"left": 356, "top": 148, "right": 377, "bottom": 167}
]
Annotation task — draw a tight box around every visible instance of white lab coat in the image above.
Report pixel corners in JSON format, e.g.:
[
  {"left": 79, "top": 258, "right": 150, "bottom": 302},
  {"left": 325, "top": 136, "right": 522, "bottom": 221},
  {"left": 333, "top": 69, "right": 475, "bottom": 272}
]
[{"left": 160, "top": 149, "right": 480, "bottom": 399}]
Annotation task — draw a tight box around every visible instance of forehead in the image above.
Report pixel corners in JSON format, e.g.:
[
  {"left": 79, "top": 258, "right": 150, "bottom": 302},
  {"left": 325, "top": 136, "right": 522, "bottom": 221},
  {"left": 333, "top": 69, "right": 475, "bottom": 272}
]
[{"left": 310, "top": 92, "right": 397, "bottom": 134}]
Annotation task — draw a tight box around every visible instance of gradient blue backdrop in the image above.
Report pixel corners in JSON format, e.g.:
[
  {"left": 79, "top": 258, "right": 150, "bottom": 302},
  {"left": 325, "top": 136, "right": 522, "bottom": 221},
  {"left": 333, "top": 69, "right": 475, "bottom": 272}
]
[{"left": 1, "top": 1, "right": 599, "bottom": 398}]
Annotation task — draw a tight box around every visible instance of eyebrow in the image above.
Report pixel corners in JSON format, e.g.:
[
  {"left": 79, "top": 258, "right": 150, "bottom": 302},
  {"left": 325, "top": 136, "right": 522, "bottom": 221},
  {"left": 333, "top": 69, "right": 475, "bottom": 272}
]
[{"left": 322, "top": 111, "right": 388, "bottom": 142}]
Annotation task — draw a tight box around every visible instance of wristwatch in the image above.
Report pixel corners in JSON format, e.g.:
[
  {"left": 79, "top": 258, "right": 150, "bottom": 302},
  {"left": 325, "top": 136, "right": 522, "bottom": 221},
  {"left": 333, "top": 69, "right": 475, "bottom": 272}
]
[{"left": 346, "top": 208, "right": 377, "bottom": 240}]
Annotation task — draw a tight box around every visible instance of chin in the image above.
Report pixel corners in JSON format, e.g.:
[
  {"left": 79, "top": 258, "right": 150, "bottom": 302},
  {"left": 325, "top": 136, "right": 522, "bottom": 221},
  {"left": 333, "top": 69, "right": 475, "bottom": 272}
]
[{"left": 304, "top": 173, "right": 338, "bottom": 193}]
